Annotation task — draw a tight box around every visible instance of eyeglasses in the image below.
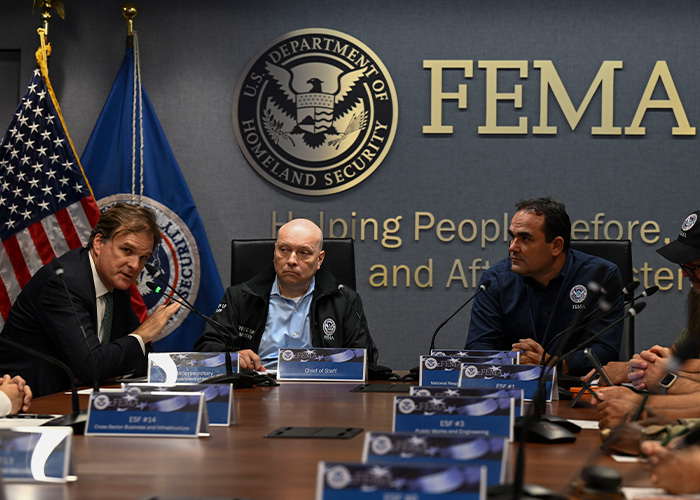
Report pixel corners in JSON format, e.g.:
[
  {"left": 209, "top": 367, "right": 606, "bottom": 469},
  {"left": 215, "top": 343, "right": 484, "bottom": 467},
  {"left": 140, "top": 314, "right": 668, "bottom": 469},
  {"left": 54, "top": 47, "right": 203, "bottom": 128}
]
[{"left": 680, "top": 262, "right": 700, "bottom": 274}]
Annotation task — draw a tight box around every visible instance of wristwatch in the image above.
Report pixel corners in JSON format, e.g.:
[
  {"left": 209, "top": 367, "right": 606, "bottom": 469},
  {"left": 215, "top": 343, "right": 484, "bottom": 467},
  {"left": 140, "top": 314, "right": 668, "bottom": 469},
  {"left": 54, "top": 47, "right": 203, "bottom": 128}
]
[{"left": 659, "top": 373, "right": 678, "bottom": 394}]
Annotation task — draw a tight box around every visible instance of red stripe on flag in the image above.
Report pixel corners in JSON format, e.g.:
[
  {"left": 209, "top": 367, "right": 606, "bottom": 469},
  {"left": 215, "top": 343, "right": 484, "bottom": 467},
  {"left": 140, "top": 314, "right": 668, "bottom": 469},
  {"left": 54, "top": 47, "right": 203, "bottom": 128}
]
[
  {"left": 81, "top": 197, "right": 102, "bottom": 227},
  {"left": 55, "top": 208, "right": 82, "bottom": 248},
  {"left": 3, "top": 237, "right": 31, "bottom": 288},
  {"left": 27, "top": 221, "right": 55, "bottom": 265},
  {"left": 0, "top": 276, "right": 11, "bottom": 320}
]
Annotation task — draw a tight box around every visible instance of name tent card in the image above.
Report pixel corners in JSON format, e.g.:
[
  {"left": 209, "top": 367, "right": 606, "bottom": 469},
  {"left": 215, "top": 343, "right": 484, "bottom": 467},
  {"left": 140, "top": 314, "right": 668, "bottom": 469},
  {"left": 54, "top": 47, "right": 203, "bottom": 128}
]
[
  {"left": 0, "top": 427, "right": 76, "bottom": 483},
  {"left": 419, "top": 355, "right": 515, "bottom": 387},
  {"left": 86, "top": 390, "right": 209, "bottom": 438},
  {"left": 410, "top": 387, "right": 525, "bottom": 417},
  {"left": 392, "top": 395, "right": 514, "bottom": 440},
  {"left": 124, "top": 383, "right": 235, "bottom": 426},
  {"left": 148, "top": 352, "right": 237, "bottom": 384},
  {"left": 363, "top": 431, "right": 510, "bottom": 486},
  {"left": 458, "top": 363, "right": 555, "bottom": 401},
  {"left": 277, "top": 348, "right": 366, "bottom": 381},
  {"left": 316, "top": 461, "right": 486, "bottom": 500},
  {"left": 431, "top": 350, "right": 520, "bottom": 363}
]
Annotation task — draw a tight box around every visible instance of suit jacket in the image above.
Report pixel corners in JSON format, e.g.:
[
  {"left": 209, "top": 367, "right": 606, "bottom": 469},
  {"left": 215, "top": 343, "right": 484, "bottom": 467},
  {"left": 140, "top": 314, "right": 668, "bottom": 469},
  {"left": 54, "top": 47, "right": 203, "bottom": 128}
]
[{"left": 0, "top": 248, "right": 146, "bottom": 397}]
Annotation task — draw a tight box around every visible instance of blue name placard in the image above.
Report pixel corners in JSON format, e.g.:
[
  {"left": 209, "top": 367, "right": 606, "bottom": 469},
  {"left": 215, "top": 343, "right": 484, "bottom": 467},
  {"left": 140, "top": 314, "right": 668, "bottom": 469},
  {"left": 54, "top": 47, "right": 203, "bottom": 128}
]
[
  {"left": 363, "top": 432, "right": 509, "bottom": 486},
  {"left": 393, "top": 396, "right": 513, "bottom": 440},
  {"left": 0, "top": 427, "right": 75, "bottom": 483},
  {"left": 317, "top": 461, "right": 486, "bottom": 500},
  {"left": 458, "top": 364, "right": 554, "bottom": 401},
  {"left": 277, "top": 348, "right": 366, "bottom": 381},
  {"left": 432, "top": 350, "right": 520, "bottom": 363},
  {"left": 86, "top": 390, "right": 209, "bottom": 438},
  {"left": 148, "top": 352, "right": 237, "bottom": 384},
  {"left": 124, "top": 383, "right": 234, "bottom": 426},
  {"left": 419, "top": 355, "right": 515, "bottom": 388},
  {"left": 410, "top": 387, "right": 525, "bottom": 418}
]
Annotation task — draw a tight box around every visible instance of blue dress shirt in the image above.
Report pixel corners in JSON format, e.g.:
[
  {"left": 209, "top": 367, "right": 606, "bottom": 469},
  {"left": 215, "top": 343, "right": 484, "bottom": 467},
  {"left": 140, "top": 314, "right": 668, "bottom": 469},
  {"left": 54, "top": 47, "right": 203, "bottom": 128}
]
[{"left": 258, "top": 277, "right": 315, "bottom": 370}]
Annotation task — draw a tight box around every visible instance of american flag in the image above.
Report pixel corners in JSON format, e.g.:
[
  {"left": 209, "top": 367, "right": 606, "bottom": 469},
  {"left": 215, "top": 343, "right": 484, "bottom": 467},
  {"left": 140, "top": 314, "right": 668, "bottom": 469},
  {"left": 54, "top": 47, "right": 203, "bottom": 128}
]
[{"left": 0, "top": 63, "right": 101, "bottom": 327}]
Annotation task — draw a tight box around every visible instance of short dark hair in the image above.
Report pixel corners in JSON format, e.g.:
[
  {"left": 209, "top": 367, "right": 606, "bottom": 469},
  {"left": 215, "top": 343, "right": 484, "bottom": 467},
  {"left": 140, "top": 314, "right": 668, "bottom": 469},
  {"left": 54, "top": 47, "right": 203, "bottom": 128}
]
[
  {"left": 88, "top": 203, "right": 161, "bottom": 251},
  {"left": 515, "top": 197, "right": 571, "bottom": 251}
]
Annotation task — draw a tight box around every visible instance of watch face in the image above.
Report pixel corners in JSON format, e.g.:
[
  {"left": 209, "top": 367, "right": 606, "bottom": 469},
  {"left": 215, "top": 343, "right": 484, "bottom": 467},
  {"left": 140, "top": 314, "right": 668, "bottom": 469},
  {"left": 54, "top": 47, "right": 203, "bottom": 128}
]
[{"left": 661, "top": 373, "right": 676, "bottom": 386}]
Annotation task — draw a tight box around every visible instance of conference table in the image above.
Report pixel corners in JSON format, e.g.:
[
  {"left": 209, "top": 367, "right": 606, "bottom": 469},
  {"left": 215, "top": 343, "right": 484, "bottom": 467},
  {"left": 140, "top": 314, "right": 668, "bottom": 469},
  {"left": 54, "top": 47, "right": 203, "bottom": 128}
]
[{"left": 5, "top": 379, "right": 652, "bottom": 500}]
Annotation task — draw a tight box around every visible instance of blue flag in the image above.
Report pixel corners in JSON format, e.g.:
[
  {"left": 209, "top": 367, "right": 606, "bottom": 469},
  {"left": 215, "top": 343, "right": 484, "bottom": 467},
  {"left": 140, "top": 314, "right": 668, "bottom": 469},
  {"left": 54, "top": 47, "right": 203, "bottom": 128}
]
[{"left": 81, "top": 41, "right": 224, "bottom": 352}]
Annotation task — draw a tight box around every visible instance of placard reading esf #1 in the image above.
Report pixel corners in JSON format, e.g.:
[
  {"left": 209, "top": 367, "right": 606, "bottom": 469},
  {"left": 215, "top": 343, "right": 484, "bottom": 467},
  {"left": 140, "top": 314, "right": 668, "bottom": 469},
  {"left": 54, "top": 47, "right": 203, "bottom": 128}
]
[{"left": 277, "top": 348, "right": 366, "bottom": 381}]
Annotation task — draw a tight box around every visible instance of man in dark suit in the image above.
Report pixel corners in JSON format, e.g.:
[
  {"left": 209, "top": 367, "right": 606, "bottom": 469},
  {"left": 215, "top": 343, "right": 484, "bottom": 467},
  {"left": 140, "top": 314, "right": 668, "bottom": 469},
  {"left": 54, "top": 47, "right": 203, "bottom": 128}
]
[{"left": 0, "top": 204, "right": 180, "bottom": 397}]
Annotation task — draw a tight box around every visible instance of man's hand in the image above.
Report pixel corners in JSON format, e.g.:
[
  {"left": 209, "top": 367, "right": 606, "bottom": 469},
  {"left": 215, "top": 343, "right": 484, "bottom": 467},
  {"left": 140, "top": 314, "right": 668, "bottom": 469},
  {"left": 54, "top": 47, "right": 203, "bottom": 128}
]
[
  {"left": 641, "top": 441, "right": 700, "bottom": 494},
  {"left": 133, "top": 302, "right": 181, "bottom": 344},
  {"left": 237, "top": 349, "right": 265, "bottom": 372},
  {"left": 583, "top": 360, "right": 631, "bottom": 386},
  {"left": 0, "top": 374, "right": 32, "bottom": 414},
  {"left": 512, "top": 338, "right": 549, "bottom": 366},
  {"left": 628, "top": 345, "right": 671, "bottom": 392},
  {"left": 592, "top": 385, "right": 645, "bottom": 429}
]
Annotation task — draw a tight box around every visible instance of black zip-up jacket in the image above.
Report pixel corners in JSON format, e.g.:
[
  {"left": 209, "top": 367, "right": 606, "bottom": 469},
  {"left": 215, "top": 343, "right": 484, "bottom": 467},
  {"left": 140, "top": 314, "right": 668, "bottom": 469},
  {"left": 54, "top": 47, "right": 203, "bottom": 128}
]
[{"left": 193, "top": 265, "right": 378, "bottom": 363}]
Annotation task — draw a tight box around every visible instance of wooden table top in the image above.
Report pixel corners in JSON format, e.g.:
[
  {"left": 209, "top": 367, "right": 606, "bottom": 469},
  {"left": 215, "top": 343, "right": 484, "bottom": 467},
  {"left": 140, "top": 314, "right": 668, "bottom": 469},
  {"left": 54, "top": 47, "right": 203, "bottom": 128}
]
[{"left": 5, "top": 382, "right": 651, "bottom": 500}]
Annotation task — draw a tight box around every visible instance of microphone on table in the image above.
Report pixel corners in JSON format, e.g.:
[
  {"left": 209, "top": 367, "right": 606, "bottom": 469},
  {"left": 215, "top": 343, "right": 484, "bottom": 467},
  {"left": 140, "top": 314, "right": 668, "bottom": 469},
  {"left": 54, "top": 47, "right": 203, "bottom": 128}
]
[
  {"left": 622, "top": 281, "right": 639, "bottom": 300},
  {"left": 145, "top": 282, "right": 274, "bottom": 388},
  {"left": 404, "top": 280, "right": 491, "bottom": 382},
  {"left": 490, "top": 302, "right": 647, "bottom": 500},
  {"left": 430, "top": 280, "right": 491, "bottom": 353},
  {"left": 0, "top": 331, "right": 87, "bottom": 434},
  {"left": 145, "top": 263, "right": 196, "bottom": 311},
  {"left": 624, "top": 285, "right": 659, "bottom": 305},
  {"left": 53, "top": 259, "right": 100, "bottom": 394},
  {"left": 336, "top": 284, "right": 394, "bottom": 380}
]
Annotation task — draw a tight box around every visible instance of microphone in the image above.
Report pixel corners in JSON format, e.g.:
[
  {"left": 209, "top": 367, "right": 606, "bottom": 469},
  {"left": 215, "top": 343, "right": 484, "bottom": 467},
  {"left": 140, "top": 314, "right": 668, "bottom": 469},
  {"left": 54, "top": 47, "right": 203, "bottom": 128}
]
[
  {"left": 431, "top": 280, "right": 491, "bottom": 353},
  {"left": 145, "top": 282, "right": 274, "bottom": 388},
  {"left": 541, "top": 269, "right": 620, "bottom": 357},
  {"left": 145, "top": 263, "right": 196, "bottom": 311},
  {"left": 146, "top": 282, "right": 233, "bottom": 376},
  {"left": 665, "top": 335, "right": 700, "bottom": 375},
  {"left": 493, "top": 303, "right": 648, "bottom": 500},
  {"left": 336, "top": 284, "right": 391, "bottom": 380},
  {"left": 53, "top": 259, "right": 100, "bottom": 393},
  {"left": 622, "top": 281, "right": 639, "bottom": 299},
  {"left": 624, "top": 285, "right": 659, "bottom": 305},
  {"left": 0, "top": 331, "right": 87, "bottom": 434}
]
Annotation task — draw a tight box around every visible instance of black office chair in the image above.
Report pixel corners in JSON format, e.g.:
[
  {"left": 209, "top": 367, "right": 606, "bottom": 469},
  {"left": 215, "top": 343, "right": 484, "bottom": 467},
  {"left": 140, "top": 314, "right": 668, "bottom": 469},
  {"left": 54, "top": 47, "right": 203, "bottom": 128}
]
[
  {"left": 569, "top": 239, "right": 634, "bottom": 359},
  {"left": 230, "top": 238, "right": 357, "bottom": 290}
]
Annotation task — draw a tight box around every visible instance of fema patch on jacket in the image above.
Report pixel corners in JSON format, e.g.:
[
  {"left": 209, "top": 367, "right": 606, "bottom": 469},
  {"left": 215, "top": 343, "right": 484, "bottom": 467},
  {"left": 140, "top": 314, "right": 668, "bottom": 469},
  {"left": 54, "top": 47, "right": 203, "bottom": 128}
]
[{"left": 323, "top": 318, "right": 337, "bottom": 340}]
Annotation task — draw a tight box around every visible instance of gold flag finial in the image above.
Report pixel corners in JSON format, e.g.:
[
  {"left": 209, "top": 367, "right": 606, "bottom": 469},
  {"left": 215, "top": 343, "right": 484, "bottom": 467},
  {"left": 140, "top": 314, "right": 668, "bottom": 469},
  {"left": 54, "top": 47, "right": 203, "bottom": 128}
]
[
  {"left": 122, "top": 3, "right": 138, "bottom": 37},
  {"left": 32, "top": 0, "right": 66, "bottom": 38}
]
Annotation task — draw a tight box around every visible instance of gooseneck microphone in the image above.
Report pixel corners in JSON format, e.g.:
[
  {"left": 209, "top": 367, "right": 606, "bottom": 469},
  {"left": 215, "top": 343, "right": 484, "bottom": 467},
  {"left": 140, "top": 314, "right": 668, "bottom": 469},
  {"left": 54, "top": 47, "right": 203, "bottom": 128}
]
[
  {"left": 622, "top": 281, "right": 640, "bottom": 299},
  {"left": 430, "top": 280, "right": 491, "bottom": 352},
  {"left": 53, "top": 259, "right": 100, "bottom": 393},
  {"left": 337, "top": 284, "right": 392, "bottom": 380},
  {"left": 624, "top": 285, "right": 659, "bottom": 305},
  {"left": 145, "top": 263, "right": 196, "bottom": 311},
  {"left": 492, "top": 302, "right": 648, "bottom": 500},
  {"left": 146, "top": 282, "right": 233, "bottom": 376}
]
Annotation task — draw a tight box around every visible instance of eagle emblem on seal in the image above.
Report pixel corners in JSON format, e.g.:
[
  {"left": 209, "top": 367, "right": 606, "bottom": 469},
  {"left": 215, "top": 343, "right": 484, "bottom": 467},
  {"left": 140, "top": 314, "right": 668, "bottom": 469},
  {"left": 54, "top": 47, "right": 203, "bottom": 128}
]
[{"left": 264, "top": 61, "right": 369, "bottom": 149}]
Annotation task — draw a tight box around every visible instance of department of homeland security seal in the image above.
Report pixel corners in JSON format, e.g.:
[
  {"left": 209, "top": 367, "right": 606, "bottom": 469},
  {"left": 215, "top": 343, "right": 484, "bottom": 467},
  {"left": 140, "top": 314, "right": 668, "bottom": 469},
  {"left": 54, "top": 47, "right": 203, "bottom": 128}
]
[
  {"left": 569, "top": 284, "right": 587, "bottom": 304},
  {"left": 97, "top": 194, "right": 200, "bottom": 342},
  {"left": 233, "top": 28, "right": 398, "bottom": 195},
  {"left": 682, "top": 213, "right": 697, "bottom": 232}
]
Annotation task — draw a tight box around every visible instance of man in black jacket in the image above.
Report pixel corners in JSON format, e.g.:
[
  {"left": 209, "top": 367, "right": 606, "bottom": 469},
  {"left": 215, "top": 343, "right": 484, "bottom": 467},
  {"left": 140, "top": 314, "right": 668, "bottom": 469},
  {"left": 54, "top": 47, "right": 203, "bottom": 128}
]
[
  {"left": 0, "top": 204, "right": 180, "bottom": 397},
  {"left": 194, "top": 218, "right": 377, "bottom": 371}
]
